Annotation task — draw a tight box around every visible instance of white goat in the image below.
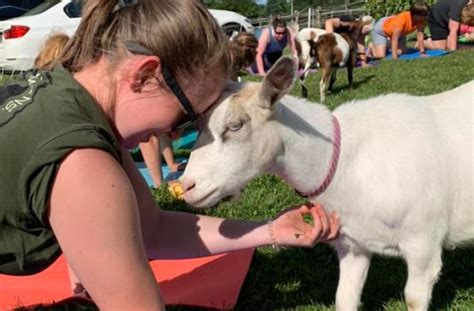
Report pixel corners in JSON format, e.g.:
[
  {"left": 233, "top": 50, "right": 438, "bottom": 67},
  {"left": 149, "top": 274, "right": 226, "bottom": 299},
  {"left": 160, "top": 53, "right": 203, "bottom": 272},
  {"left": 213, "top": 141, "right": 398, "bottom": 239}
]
[{"left": 182, "top": 58, "right": 474, "bottom": 311}]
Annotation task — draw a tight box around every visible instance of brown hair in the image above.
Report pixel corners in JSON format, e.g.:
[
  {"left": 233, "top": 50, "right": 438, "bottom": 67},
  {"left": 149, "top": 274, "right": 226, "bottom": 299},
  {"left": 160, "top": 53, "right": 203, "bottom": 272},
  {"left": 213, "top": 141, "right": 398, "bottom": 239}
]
[
  {"left": 34, "top": 33, "right": 70, "bottom": 70},
  {"left": 60, "top": 0, "right": 231, "bottom": 83},
  {"left": 272, "top": 17, "right": 287, "bottom": 30},
  {"left": 461, "top": 3, "right": 474, "bottom": 26},
  {"left": 229, "top": 32, "right": 258, "bottom": 80},
  {"left": 410, "top": 0, "right": 430, "bottom": 17}
]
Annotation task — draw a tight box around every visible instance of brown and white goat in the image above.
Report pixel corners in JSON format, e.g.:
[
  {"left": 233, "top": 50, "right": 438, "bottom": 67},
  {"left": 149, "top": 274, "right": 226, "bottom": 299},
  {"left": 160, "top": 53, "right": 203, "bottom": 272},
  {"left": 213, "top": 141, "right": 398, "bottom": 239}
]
[{"left": 297, "top": 20, "right": 369, "bottom": 101}]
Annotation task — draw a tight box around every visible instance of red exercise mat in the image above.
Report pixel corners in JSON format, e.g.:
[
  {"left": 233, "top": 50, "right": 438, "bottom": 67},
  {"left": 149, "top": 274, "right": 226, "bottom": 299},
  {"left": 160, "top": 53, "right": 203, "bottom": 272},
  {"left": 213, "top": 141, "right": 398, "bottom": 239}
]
[{"left": 0, "top": 249, "right": 254, "bottom": 310}]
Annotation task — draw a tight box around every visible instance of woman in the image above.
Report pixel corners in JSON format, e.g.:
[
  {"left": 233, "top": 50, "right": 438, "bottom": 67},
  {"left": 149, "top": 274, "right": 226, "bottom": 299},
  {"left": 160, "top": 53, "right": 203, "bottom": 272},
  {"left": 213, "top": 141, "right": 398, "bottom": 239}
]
[
  {"left": 368, "top": 1, "right": 429, "bottom": 59},
  {"left": 424, "top": 0, "right": 474, "bottom": 50},
  {"left": 0, "top": 0, "right": 339, "bottom": 310},
  {"left": 252, "top": 17, "right": 298, "bottom": 75}
]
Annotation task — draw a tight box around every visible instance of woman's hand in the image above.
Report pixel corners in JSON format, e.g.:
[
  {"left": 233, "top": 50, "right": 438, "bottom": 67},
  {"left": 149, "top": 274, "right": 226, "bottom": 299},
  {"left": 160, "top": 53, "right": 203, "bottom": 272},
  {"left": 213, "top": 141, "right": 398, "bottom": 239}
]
[{"left": 270, "top": 203, "right": 340, "bottom": 248}]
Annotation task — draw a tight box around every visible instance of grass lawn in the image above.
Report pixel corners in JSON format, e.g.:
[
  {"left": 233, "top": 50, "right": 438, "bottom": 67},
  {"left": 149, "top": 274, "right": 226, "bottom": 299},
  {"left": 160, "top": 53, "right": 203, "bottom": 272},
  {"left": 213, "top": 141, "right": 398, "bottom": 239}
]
[{"left": 6, "top": 49, "right": 474, "bottom": 310}]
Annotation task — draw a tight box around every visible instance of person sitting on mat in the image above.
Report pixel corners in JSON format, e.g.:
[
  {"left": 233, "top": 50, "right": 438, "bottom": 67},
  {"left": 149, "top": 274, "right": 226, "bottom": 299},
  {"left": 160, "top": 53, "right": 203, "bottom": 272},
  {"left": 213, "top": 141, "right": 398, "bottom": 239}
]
[
  {"left": 422, "top": 0, "right": 474, "bottom": 51},
  {"left": 139, "top": 133, "right": 186, "bottom": 187},
  {"left": 251, "top": 17, "right": 298, "bottom": 75},
  {"left": 325, "top": 15, "right": 374, "bottom": 67},
  {"left": 0, "top": 1, "right": 340, "bottom": 310},
  {"left": 368, "top": 1, "right": 430, "bottom": 59}
]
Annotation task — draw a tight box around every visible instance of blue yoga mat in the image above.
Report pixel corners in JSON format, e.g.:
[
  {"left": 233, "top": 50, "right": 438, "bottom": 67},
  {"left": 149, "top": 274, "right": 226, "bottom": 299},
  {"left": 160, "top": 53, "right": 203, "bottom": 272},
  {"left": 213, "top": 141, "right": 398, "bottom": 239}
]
[
  {"left": 136, "top": 158, "right": 187, "bottom": 187},
  {"left": 172, "top": 130, "right": 198, "bottom": 150},
  {"left": 386, "top": 48, "right": 449, "bottom": 60}
]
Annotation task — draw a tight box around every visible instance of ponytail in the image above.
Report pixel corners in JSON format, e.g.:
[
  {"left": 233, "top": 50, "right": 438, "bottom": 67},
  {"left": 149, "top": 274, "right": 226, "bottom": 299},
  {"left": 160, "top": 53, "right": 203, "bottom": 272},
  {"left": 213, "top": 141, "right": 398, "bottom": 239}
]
[
  {"left": 59, "top": 0, "right": 230, "bottom": 81},
  {"left": 61, "top": 0, "right": 117, "bottom": 72}
]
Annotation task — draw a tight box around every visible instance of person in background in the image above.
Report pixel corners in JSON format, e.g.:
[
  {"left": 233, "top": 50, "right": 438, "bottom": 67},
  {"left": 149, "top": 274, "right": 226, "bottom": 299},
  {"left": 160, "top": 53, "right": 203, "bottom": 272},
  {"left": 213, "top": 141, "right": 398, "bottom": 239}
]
[
  {"left": 460, "top": 22, "right": 474, "bottom": 41},
  {"left": 139, "top": 133, "right": 185, "bottom": 187},
  {"left": 368, "top": 1, "right": 430, "bottom": 59},
  {"left": 228, "top": 31, "right": 258, "bottom": 81},
  {"left": 325, "top": 15, "right": 374, "bottom": 67},
  {"left": 252, "top": 17, "right": 298, "bottom": 75},
  {"left": 34, "top": 33, "right": 70, "bottom": 70},
  {"left": 0, "top": 0, "right": 339, "bottom": 309},
  {"left": 423, "top": 1, "right": 474, "bottom": 50}
]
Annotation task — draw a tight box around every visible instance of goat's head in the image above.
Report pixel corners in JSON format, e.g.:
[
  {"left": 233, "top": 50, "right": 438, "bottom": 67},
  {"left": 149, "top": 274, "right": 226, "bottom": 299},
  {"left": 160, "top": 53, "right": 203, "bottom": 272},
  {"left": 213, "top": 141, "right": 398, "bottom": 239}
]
[{"left": 182, "top": 57, "right": 296, "bottom": 207}]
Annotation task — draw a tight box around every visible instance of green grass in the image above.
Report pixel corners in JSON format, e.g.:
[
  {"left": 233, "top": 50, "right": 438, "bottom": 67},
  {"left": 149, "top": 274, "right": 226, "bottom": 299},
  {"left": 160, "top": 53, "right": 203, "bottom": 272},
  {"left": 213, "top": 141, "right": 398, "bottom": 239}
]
[{"left": 9, "top": 49, "right": 474, "bottom": 310}]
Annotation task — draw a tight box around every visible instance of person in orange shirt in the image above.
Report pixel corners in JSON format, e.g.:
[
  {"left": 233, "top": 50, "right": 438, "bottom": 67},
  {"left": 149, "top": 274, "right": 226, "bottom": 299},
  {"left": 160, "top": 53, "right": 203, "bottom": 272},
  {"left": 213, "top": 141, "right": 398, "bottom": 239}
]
[{"left": 368, "top": 1, "right": 430, "bottom": 59}]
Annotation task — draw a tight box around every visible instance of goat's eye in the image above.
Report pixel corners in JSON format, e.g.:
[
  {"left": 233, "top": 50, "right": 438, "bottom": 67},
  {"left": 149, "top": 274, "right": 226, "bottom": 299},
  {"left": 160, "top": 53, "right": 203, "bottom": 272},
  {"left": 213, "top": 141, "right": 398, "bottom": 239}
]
[{"left": 228, "top": 122, "right": 243, "bottom": 132}]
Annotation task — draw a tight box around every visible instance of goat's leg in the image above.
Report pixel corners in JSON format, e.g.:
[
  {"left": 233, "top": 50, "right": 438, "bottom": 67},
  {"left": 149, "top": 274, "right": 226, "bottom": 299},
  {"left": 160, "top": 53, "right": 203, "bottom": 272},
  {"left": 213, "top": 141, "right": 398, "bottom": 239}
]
[
  {"left": 301, "top": 78, "right": 308, "bottom": 98},
  {"left": 301, "top": 60, "right": 312, "bottom": 98},
  {"left": 319, "top": 64, "right": 331, "bottom": 102},
  {"left": 335, "top": 245, "right": 372, "bottom": 311},
  {"left": 401, "top": 239, "right": 443, "bottom": 311},
  {"left": 328, "top": 68, "right": 337, "bottom": 93},
  {"left": 347, "top": 53, "right": 355, "bottom": 89}
]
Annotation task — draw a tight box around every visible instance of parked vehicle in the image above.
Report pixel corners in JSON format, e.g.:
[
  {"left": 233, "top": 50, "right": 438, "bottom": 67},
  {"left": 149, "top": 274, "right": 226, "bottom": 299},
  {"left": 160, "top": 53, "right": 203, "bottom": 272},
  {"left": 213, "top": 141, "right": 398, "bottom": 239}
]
[
  {"left": 0, "top": 0, "right": 254, "bottom": 71},
  {"left": 0, "top": 0, "right": 44, "bottom": 21}
]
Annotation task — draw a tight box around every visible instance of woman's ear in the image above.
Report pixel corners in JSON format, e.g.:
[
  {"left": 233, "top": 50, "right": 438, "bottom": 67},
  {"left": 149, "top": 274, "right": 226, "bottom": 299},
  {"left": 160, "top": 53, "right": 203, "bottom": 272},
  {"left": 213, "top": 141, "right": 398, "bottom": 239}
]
[{"left": 129, "top": 56, "right": 160, "bottom": 93}]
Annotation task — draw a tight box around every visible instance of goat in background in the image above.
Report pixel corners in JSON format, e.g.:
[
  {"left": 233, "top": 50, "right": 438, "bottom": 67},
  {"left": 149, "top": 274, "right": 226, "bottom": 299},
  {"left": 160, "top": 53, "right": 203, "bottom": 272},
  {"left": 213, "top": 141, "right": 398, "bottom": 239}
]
[{"left": 296, "top": 19, "right": 371, "bottom": 101}]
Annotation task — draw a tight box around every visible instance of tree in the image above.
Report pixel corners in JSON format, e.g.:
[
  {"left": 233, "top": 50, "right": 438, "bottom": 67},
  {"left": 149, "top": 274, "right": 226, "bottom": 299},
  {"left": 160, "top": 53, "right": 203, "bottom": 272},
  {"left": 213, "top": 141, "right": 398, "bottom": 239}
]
[
  {"left": 365, "top": 0, "right": 436, "bottom": 19},
  {"left": 265, "top": 0, "right": 289, "bottom": 16}
]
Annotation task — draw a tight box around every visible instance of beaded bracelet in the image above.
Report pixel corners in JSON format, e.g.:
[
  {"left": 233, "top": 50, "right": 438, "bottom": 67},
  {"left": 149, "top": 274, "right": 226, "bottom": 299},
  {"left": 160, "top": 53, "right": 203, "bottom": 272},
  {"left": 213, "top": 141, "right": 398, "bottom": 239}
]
[{"left": 267, "top": 219, "right": 278, "bottom": 249}]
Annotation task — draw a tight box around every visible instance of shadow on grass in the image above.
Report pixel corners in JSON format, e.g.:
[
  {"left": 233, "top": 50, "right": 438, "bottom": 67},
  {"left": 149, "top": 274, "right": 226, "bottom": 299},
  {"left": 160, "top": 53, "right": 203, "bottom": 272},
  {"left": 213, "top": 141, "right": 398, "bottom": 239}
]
[
  {"left": 329, "top": 73, "right": 377, "bottom": 95},
  {"left": 234, "top": 245, "right": 474, "bottom": 310}
]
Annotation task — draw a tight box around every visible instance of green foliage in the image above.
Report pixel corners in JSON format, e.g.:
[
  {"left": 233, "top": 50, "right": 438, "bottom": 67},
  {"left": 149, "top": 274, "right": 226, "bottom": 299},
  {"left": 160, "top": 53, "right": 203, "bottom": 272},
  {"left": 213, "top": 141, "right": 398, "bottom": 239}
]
[
  {"left": 266, "top": 0, "right": 290, "bottom": 16},
  {"left": 365, "top": 0, "right": 436, "bottom": 19}
]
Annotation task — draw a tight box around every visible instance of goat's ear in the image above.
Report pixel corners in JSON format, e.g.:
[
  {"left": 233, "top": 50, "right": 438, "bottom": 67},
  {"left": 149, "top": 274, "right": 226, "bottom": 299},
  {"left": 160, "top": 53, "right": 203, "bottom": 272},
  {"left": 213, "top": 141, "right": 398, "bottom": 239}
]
[{"left": 258, "top": 57, "right": 296, "bottom": 110}]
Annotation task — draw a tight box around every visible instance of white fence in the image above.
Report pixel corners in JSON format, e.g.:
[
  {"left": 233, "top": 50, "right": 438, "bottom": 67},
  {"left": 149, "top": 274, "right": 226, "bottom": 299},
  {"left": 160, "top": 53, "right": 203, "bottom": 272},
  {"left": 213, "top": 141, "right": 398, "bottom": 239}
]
[{"left": 251, "top": 1, "right": 369, "bottom": 31}]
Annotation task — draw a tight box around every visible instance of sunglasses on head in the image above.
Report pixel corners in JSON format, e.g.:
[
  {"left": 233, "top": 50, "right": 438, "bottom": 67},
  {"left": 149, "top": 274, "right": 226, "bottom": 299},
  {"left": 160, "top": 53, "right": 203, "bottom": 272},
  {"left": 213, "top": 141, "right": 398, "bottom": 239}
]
[{"left": 124, "top": 41, "right": 200, "bottom": 132}]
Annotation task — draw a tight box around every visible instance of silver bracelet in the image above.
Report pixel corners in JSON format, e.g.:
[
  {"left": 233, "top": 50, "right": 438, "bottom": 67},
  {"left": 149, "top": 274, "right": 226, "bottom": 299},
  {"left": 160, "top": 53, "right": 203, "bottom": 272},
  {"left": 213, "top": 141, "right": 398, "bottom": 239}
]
[{"left": 267, "top": 219, "right": 278, "bottom": 249}]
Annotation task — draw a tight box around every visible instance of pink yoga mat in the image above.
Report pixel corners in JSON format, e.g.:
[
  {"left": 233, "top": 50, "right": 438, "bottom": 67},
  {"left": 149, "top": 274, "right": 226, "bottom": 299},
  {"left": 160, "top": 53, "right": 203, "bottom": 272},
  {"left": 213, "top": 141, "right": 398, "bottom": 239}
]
[{"left": 0, "top": 249, "right": 254, "bottom": 310}]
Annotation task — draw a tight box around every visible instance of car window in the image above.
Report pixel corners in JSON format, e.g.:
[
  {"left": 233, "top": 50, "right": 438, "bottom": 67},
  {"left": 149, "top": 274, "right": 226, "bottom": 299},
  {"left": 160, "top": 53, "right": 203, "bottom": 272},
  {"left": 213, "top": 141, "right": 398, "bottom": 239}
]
[
  {"left": 64, "top": 0, "right": 84, "bottom": 18},
  {"left": 22, "top": 0, "right": 61, "bottom": 16}
]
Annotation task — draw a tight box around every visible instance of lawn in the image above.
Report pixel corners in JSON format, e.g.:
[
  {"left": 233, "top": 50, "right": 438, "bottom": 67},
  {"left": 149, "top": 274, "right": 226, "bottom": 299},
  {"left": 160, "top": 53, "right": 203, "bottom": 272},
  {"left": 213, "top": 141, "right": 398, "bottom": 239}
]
[{"left": 6, "top": 48, "right": 474, "bottom": 310}]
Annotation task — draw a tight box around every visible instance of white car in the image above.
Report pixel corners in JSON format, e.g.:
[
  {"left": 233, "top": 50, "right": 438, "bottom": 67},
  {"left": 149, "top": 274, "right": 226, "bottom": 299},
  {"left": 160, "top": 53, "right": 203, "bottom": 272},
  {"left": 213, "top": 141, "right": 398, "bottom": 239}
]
[{"left": 0, "top": 0, "right": 254, "bottom": 71}]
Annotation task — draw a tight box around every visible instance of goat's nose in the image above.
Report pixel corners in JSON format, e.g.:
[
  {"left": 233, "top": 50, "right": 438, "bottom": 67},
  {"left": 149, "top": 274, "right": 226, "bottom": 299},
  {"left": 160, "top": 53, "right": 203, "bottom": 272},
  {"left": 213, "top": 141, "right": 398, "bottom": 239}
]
[{"left": 181, "top": 178, "right": 196, "bottom": 193}]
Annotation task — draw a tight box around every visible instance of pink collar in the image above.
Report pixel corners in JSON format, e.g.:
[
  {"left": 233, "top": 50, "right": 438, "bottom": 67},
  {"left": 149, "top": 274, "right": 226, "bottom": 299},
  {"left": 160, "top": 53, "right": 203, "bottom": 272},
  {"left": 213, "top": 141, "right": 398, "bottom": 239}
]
[{"left": 297, "top": 116, "right": 341, "bottom": 198}]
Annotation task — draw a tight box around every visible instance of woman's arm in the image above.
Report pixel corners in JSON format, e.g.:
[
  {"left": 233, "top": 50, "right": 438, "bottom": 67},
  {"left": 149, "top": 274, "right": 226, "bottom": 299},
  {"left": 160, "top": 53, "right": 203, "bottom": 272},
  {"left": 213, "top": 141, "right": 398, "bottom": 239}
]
[
  {"left": 120, "top": 147, "right": 339, "bottom": 260},
  {"left": 325, "top": 18, "right": 340, "bottom": 33},
  {"left": 390, "top": 28, "right": 402, "bottom": 59},
  {"left": 416, "top": 25, "right": 426, "bottom": 55},
  {"left": 447, "top": 19, "right": 461, "bottom": 50},
  {"left": 49, "top": 148, "right": 164, "bottom": 310},
  {"left": 256, "top": 28, "right": 270, "bottom": 75}
]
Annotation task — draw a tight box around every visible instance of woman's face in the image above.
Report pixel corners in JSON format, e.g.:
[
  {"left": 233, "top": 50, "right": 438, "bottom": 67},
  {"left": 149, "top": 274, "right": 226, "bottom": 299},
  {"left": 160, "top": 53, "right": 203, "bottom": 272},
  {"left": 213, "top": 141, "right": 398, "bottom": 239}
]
[
  {"left": 273, "top": 26, "right": 287, "bottom": 41},
  {"left": 114, "top": 67, "right": 226, "bottom": 149}
]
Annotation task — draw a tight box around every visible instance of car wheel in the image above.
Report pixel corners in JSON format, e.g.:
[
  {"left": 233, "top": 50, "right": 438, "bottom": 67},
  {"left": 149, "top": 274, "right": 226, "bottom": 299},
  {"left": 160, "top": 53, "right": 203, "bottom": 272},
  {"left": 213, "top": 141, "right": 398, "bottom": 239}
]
[{"left": 221, "top": 23, "right": 246, "bottom": 37}]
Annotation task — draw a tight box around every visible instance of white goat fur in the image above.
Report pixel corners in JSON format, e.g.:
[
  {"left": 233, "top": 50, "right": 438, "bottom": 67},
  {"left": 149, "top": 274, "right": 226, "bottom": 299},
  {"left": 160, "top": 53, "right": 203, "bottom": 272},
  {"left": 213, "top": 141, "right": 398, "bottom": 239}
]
[{"left": 183, "top": 58, "right": 474, "bottom": 311}]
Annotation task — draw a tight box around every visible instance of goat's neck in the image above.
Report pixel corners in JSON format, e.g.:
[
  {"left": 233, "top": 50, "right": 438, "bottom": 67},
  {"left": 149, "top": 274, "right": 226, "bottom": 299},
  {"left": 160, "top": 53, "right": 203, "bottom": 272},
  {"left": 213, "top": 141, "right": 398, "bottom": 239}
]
[{"left": 267, "top": 96, "right": 336, "bottom": 194}]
